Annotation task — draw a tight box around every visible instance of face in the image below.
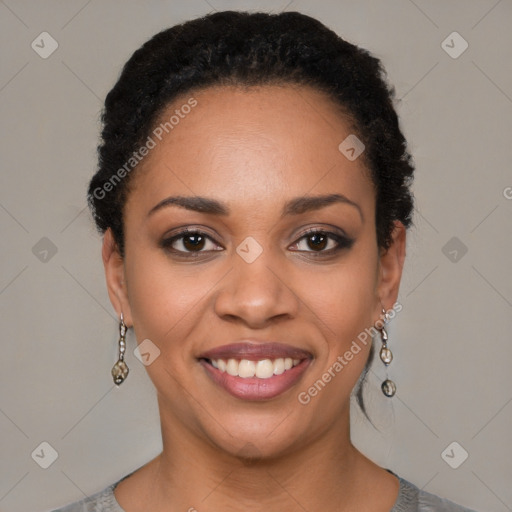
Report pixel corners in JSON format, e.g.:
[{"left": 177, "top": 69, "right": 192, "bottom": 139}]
[{"left": 103, "top": 84, "right": 405, "bottom": 460}]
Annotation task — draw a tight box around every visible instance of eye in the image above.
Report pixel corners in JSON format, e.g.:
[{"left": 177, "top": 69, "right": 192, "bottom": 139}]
[
  {"left": 289, "top": 229, "right": 354, "bottom": 254},
  {"left": 160, "top": 229, "right": 223, "bottom": 255}
]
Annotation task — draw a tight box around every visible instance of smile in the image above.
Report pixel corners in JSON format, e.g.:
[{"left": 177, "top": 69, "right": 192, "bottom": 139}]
[
  {"left": 199, "top": 342, "right": 312, "bottom": 401},
  {"left": 210, "top": 357, "right": 301, "bottom": 378}
]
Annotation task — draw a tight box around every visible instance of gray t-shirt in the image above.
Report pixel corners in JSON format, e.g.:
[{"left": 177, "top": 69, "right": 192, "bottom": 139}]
[{"left": 50, "top": 469, "right": 478, "bottom": 512}]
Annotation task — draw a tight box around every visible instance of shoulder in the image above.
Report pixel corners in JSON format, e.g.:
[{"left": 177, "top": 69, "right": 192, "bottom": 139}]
[
  {"left": 392, "top": 474, "right": 479, "bottom": 512},
  {"left": 50, "top": 470, "right": 480, "bottom": 512},
  {"left": 49, "top": 479, "right": 124, "bottom": 512}
]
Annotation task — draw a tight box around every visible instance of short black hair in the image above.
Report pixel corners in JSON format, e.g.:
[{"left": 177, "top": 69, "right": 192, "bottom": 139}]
[{"left": 88, "top": 10, "right": 415, "bottom": 419}]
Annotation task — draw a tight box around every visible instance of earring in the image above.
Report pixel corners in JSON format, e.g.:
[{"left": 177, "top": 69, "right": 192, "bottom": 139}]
[
  {"left": 377, "top": 308, "right": 396, "bottom": 397},
  {"left": 111, "top": 313, "right": 129, "bottom": 386}
]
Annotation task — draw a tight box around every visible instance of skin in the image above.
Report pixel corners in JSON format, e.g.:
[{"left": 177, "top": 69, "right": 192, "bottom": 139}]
[{"left": 102, "top": 84, "right": 406, "bottom": 511}]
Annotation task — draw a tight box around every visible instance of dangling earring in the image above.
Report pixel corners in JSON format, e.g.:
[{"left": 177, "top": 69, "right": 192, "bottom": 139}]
[
  {"left": 111, "top": 313, "right": 129, "bottom": 386},
  {"left": 377, "top": 308, "right": 396, "bottom": 397}
]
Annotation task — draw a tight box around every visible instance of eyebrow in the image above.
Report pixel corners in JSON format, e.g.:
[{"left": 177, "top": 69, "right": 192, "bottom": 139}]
[{"left": 147, "top": 193, "right": 363, "bottom": 221}]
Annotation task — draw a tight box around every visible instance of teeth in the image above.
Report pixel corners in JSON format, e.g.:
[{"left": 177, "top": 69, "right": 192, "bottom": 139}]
[
  {"left": 210, "top": 357, "right": 302, "bottom": 379},
  {"left": 273, "top": 358, "right": 285, "bottom": 375},
  {"left": 226, "top": 359, "right": 238, "bottom": 376},
  {"left": 255, "top": 359, "right": 274, "bottom": 378},
  {"left": 238, "top": 359, "right": 256, "bottom": 378}
]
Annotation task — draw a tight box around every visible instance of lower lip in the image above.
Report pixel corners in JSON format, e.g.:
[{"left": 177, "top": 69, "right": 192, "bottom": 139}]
[{"left": 200, "top": 359, "right": 311, "bottom": 401}]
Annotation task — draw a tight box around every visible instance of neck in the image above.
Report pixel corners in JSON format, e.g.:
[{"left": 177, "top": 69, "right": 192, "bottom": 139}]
[{"left": 144, "top": 399, "right": 372, "bottom": 512}]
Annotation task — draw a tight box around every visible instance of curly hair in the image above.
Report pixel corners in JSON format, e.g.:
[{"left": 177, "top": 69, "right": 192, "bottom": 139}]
[{"left": 88, "top": 10, "right": 415, "bottom": 419}]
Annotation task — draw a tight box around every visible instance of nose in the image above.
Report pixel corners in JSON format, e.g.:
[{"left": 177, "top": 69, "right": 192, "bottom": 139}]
[{"left": 213, "top": 247, "right": 300, "bottom": 329}]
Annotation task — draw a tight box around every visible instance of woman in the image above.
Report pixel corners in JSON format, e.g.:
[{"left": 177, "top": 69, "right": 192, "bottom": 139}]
[{"left": 52, "top": 10, "right": 478, "bottom": 512}]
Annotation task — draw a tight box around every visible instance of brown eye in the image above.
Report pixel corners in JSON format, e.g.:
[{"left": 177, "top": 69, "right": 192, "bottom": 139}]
[
  {"left": 160, "top": 229, "right": 222, "bottom": 255},
  {"left": 182, "top": 233, "right": 206, "bottom": 251},
  {"left": 290, "top": 229, "right": 354, "bottom": 255},
  {"left": 306, "top": 232, "right": 328, "bottom": 251}
]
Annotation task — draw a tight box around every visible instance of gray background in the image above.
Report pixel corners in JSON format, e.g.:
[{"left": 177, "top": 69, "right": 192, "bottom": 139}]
[{"left": 1, "top": 1, "right": 511, "bottom": 511}]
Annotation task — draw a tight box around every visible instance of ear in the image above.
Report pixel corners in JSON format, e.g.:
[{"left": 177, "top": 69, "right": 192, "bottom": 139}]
[
  {"left": 102, "top": 228, "right": 133, "bottom": 326},
  {"left": 376, "top": 220, "right": 406, "bottom": 314}
]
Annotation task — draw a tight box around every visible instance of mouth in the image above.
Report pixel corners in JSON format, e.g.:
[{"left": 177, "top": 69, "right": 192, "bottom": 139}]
[{"left": 198, "top": 342, "right": 313, "bottom": 401}]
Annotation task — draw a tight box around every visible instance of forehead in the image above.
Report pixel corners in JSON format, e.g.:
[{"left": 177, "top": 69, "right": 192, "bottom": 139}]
[{"left": 127, "top": 84, "right": 374, "bottom": 217}]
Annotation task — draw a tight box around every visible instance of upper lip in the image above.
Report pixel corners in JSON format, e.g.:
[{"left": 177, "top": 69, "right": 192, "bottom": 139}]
[{"left": 199, "top": 341, "right": 313, "bottom": 361}]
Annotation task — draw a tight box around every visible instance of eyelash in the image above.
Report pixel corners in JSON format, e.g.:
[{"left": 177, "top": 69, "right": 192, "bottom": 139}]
[{"left": 160, "top": 227, "right": 354, "bottom": 258}]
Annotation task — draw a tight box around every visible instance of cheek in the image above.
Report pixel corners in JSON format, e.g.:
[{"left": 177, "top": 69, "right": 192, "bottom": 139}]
[
  {"left": 298, "top": 242, "right": 378, "bottom": 394},
  {"left": 307, "top": 248, "right": 378, "bottom": 341},
  {"left": 124, "top": 247, "right": 207, "bottom": 345},
  {"left": 124, "top": 250, "right": 213, "bottom": 393}
]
